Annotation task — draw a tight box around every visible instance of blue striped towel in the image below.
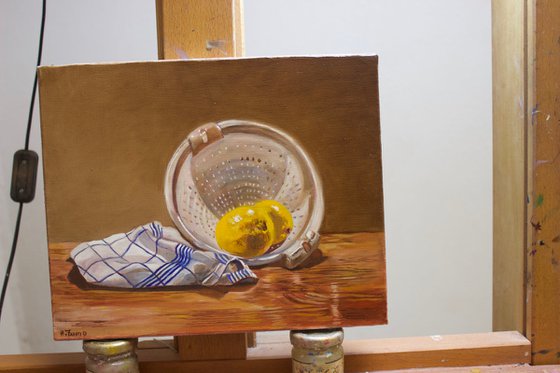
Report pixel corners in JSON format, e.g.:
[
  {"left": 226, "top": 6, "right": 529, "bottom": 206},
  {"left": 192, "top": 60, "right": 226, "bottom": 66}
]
[{"left": 70, "top": 221, "right": 258, "bottom": 288}]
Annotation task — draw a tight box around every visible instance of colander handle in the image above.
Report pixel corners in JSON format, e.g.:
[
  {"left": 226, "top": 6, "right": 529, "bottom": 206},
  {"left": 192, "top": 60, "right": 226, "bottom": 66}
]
[
  {"left": 188, "top": 123, "right": 224, "bottom": 155},
  {"left": 281, "top": 231, "right": 320, "bottom": 269}
]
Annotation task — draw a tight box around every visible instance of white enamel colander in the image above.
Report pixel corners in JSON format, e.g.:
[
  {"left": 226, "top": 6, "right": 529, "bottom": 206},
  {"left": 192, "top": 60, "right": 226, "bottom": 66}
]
[{"left": 164, "top": 119, "right": 324, "bottom": 268}]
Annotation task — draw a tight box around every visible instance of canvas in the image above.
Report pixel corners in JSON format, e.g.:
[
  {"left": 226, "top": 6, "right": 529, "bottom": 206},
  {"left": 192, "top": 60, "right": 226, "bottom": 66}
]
[{"left": 38, "top": 56, "right": 387, "bottom": 340}]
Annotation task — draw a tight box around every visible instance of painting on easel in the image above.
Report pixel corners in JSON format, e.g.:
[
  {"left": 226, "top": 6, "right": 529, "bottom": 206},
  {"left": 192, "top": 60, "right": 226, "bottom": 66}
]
[{"left": 38, "top": 56, "right": 387, "bottom": 340}]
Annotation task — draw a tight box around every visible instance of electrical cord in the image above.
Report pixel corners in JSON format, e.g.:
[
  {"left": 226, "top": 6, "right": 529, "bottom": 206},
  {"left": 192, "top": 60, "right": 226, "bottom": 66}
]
[
  {"left": 0, "top": 203, "right": 23, "bottom": 323},
  {"left": 0, "top": 0, "right": 47, "bottom": 324},
  {"left": 24, "top": 0, "right": 46, "bottom": 151}
]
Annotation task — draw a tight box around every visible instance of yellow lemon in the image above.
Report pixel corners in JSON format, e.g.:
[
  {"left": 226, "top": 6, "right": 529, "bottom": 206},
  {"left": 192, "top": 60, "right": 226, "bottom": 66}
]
[
  {"left": 215, "top": 200, "right": 294, "bottom": 258},
  {"left": 254, "top": 200, "right": 293, "bottom": 245},
  {"left": 215, "top": 206, "right": 275, "bottom": 258}
]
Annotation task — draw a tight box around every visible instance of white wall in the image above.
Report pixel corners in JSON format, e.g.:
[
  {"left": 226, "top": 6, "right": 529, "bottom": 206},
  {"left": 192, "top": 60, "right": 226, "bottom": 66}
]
[
  {"left": 0, "top": 0, "right": 491, "bottom": 354},
  {"left": 244, "top": 0, "right": 492, "bottom": 340},
  {"left": 0, "top": 0, "right": 158, "bottom": 354}
]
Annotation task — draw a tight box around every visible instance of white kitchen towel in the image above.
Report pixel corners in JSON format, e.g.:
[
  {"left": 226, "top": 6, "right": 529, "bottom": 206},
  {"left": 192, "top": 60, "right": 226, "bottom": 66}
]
[{"left": 70, "top": 221, "right": 257, "bottom": 288}]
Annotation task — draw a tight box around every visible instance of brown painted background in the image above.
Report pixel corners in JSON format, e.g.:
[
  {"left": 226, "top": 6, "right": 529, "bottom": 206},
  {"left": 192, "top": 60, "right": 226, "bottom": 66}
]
[{"left": 38, "top": 56, "right": 383, "bottom": 243}]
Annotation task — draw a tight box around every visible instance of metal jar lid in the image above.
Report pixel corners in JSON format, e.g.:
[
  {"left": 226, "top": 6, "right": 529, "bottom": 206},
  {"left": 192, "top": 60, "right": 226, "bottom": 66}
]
[
  {"left": 83, "top": 339, "right": 137, "bottom": 357},
  {"left": 290, "top": 328, "right": 344, "bottom": 350}
]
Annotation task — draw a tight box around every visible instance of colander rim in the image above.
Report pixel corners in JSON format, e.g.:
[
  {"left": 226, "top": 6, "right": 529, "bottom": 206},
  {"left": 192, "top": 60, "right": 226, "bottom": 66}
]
[{"left": 164, "top": 119, "right": 324, "bottom": 266}]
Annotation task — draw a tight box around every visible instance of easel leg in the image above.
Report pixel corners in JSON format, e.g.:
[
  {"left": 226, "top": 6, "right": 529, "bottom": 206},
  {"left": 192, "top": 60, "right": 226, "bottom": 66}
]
[
  {"left": 157, "top": 0, "right": 251, "bottom": 362},
  {"left": 175, "top": 333, "right": 248, "bottom": 360},
  {"left": 83, "top": 339, "right": 139, "bottom": 373},
  {"left": 290, "top": 328, "right": 344, "bottom": 372}
]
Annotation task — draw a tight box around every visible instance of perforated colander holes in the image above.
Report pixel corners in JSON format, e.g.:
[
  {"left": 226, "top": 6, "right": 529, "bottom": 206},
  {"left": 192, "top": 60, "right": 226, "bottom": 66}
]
[
  {"left": 200, "top": 216, "right": 216, "bottom": 239},
  {"left": 287, "top": 159, "right": 302, "bottom": 190},
  {"left": 183, "top": 188, "right": 203, "bottom": 228},
  {"left": 282, "top": 183, "right": 302, "bottom": 204},
  {"left": 198, "top": 205, "right": 215, "bottom": 234},
  {"left": 197, "top": 176, "right": 218, "bottom": 193},
  {"left": 183, "top": 190, "right": 194, "bottom": 224},
  {"left": 216, "top": 194, "right": 231, "bottom": 208},
  {"left": 238, "top": 155, "right": 266, "bottom": 165}
]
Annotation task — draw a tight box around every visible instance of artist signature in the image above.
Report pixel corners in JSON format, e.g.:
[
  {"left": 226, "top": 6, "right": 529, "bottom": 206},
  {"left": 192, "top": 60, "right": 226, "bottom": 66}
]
[{"left": 59, "top": 329, "right": 87, "bottom": 338}]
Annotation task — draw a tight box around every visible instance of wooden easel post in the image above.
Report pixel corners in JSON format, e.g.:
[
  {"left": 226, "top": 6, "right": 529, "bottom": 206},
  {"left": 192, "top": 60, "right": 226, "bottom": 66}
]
[
  {"left": 155, "top": 0, "right": 244, "bottom": 60},
  {"left": 155, "top": 0, "right": 253, "bottom": 360},
  {"left": 154, "top": 2, "right": 343, "bottom": 365},
  {"left": 493, "top": 0, "right": 560, "bottom": 365}
]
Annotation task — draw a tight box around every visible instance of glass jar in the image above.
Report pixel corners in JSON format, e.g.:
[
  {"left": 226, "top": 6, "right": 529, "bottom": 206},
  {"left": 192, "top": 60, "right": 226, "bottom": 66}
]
[
  {"left": 83, "top": 339, "right": 139, "bottom": 373},
  {"left": 290, "top": 328, "right": 344, "bottom": 373}
]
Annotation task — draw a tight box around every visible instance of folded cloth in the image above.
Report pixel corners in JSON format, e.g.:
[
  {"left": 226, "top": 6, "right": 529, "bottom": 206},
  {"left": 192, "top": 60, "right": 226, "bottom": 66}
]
[{"left": 70, "top": 221, "right": 257, "bottom": 288}]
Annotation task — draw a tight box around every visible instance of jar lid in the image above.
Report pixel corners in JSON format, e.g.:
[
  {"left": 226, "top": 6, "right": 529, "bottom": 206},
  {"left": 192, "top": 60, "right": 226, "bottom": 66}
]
[
  {"left": 290, "top": 328, "right": 344, "bottom": 350},
  {"left": 83, "top": 339, "right": 137, "bottom": 356}
]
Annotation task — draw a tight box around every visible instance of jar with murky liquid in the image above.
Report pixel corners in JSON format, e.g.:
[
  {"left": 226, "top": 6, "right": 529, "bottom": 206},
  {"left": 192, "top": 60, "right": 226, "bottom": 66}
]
[
  {"left": 290, "top": 329, "right": 344, "bottom": 373},
  {"left": 83, "top": 339, "right": 139, "bottom": 373}
]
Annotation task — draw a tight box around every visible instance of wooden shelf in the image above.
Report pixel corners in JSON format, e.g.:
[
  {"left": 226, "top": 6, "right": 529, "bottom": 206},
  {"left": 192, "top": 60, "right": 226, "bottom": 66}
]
[{"left": 0, "top": 331, "right": 530, "bottom": 373}]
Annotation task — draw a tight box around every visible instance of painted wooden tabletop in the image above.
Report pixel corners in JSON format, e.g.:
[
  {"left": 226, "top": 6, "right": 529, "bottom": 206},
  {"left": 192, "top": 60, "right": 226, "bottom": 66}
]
[{"left": 48, "top": 232, "right": 387, "bottom": 340}]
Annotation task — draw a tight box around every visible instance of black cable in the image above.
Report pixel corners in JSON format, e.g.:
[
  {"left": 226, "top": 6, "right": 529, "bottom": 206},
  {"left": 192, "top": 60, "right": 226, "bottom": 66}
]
[
  {"left": 25, "top": 0, "right": 47, "bottom": 151},
  {"left": 0, "top": 0, "right": 46, "bottom": 323},
  {"left": 0, "top": 203, "right": 23, "bottom": 322}
]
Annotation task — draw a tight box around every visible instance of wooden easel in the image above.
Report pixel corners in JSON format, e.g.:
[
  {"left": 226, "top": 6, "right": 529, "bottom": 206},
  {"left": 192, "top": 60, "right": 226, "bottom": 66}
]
[{"left": 155, "top": 0, "right": 253, "bottom": 360}]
